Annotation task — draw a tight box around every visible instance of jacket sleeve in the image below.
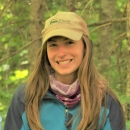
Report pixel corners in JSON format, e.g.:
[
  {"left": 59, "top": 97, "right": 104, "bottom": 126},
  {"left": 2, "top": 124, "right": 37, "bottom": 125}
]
[
  {"left": 102, "top": 96, "right": 126, "bottom": 130},
  {"left": 4, "top": 84, "right": 26, "bottom": 130}
]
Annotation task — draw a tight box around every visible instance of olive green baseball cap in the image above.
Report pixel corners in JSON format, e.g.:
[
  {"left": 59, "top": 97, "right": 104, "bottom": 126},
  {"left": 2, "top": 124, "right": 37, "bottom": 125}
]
[{"left": 41, "top": 12, "right": 89, "bottom": 45}]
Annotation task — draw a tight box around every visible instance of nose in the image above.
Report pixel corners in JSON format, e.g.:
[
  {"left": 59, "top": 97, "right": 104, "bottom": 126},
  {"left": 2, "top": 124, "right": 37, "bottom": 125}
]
[{"left": 57, "top": 45, "right": 67, "bottom": 57}]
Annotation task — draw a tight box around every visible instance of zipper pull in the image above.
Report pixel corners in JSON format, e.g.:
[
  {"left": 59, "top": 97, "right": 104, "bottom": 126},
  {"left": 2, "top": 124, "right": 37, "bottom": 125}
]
[
  {"left": 65, "top": 108, "right": 73, "bottom": 129},
  {"left": 65, "top": 107, "right": 68, "bottom": 126},
  {"left": 65, "top": 108, "right": 68, "bottom": 117}
]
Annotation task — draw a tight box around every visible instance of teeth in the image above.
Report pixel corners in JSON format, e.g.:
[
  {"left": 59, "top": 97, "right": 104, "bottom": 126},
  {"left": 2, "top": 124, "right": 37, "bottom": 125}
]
[{"left": 58, "top": 60, "right": 71, "bottom": 64}]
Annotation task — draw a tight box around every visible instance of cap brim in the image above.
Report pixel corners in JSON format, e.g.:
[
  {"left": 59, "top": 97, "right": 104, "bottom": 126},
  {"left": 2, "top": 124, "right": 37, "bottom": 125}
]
[{"left": 42, "top": 29, "right": 83, "bottom": 45}]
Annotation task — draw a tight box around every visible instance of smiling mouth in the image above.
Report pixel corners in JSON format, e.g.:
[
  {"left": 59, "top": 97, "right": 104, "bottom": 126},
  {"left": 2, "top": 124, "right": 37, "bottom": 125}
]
[{"left": 57, "top": 59, "right": 72, "bottom": 64}]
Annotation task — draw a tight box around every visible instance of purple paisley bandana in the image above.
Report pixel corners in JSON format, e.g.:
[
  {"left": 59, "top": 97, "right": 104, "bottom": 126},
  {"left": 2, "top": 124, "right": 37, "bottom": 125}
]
[{"left": 50, "top": 74, "right": 81, "bottom": 108}]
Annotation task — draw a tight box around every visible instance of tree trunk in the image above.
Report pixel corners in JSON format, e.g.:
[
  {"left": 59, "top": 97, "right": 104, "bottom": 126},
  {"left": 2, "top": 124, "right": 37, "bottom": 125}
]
[
  {"left": 28, "top": 0, "right": 44, "bottom": 71},
  {"left": 126, "top": 0, "right": 130, "bottom": 120},
  {"left": 97, "top": 0, "right": 115, "bottom": 76},
  {"left": 66, "top": 0, "right": 75, "bottom": 12}
]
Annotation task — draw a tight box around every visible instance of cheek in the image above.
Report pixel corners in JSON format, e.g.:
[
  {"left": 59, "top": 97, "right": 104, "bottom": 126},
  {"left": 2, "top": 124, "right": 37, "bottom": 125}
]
[
  {"left": 47, "top": 49, "right": 55, "bottom": 64},
  {"left": 80, "top": 46, "right": 85, "bottom": 58},
  {"left": 80, "top": 51, "right": 84, "bottom": 62},
  {"left": 47, "top": 49, "right": 51, "bottom": 62},
  {"left": 78, "top": 50, "right": 85, "bottom": 65},
  {"left": 78, "top": 41, "right": 85, "bottom": 58}
]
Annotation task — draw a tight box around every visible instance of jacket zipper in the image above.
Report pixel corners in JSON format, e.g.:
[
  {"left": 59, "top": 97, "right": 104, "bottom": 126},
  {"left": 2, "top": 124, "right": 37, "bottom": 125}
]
[
  {"left": 65, "top": 107, "right": 69, "bottom": 126},
  {"left": 45, "top": 95, "right": 73, "bottom": 129}
]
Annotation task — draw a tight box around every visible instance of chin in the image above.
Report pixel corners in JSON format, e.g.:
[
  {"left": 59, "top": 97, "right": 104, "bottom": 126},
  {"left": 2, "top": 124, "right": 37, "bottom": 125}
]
[{"left": 56, "top": 71, "right": 77, "bottom": 76}]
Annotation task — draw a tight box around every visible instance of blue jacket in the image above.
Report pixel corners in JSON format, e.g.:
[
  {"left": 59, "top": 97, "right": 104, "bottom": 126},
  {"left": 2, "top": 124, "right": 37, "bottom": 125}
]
[{"left": 4, "top": 84, "right": 126, "bottom": 130}]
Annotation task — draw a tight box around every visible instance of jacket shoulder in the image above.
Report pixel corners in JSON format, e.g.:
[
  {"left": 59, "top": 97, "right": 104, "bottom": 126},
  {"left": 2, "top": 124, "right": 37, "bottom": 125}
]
[{"left": 13, "top": 83, "right": 26, "bottom": 104}]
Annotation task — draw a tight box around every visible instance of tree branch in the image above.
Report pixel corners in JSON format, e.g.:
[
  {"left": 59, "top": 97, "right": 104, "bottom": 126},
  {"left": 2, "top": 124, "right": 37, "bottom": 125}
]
[
  {"left": 0, "top": 37, "right": 42, "bottom": 63},
  {"left": 88, "top": 17, "right": 126, "bottom": 27}
]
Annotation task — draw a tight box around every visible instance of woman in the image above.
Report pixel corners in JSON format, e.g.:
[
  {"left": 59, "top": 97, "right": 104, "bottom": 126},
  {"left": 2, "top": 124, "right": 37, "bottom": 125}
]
[{"left": 4, "top": 12, "right": 126, "bottom": 130}]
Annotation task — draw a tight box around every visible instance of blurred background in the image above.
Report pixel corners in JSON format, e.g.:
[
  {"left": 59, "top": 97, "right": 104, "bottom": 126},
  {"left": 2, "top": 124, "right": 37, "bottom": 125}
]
[{"left": 0, "top": 0, "right": 130, "bottom": 129}]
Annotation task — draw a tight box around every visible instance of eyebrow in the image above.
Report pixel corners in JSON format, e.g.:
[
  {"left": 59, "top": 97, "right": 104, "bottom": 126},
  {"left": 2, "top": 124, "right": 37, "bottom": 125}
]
[
  {"left": 47, "top": 39, "right": 56, "bottom": 42},
  {"left": 48, "top": 37, "right": 70, "bottom": 42}
]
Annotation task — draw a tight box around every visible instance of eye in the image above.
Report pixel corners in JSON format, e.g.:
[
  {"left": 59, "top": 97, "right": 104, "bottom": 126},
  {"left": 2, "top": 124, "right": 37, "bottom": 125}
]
[
  {"left": 50, "top": 43, "right": 57, "bottom": 47},
  {"left": 48, "top": 43, "right": 57, "bottom": 47},
  {"left": 66, "top": 41, "right": 74, "bottom": 45}
]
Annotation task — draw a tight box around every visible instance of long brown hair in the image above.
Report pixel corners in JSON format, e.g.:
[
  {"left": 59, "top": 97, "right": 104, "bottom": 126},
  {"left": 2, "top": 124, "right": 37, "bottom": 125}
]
[{"left": 25, "top": 35, "right": 125, "bottom": 130}]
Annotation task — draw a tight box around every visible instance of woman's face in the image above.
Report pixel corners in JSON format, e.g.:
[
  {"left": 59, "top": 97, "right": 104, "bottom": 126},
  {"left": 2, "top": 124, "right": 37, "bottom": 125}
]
[{"left": 47, "top": 36, "right": 84, "bottom": 84}]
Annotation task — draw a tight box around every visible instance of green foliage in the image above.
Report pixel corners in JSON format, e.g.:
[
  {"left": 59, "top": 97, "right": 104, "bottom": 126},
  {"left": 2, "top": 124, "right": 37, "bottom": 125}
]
[{"left": 126, "top": 120, "right": 130, "bottom": 130}]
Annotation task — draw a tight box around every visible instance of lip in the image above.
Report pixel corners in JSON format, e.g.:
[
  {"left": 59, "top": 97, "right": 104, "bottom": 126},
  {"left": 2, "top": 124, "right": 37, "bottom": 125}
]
[{"left": 56, "top": 59, "right": 73, "bottom": 64}]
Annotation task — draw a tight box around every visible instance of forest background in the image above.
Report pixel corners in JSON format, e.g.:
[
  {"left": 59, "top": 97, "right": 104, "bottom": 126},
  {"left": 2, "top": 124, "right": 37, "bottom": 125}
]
[{"left": 0, "top": 0, "right": 130, "bottom": 129}]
